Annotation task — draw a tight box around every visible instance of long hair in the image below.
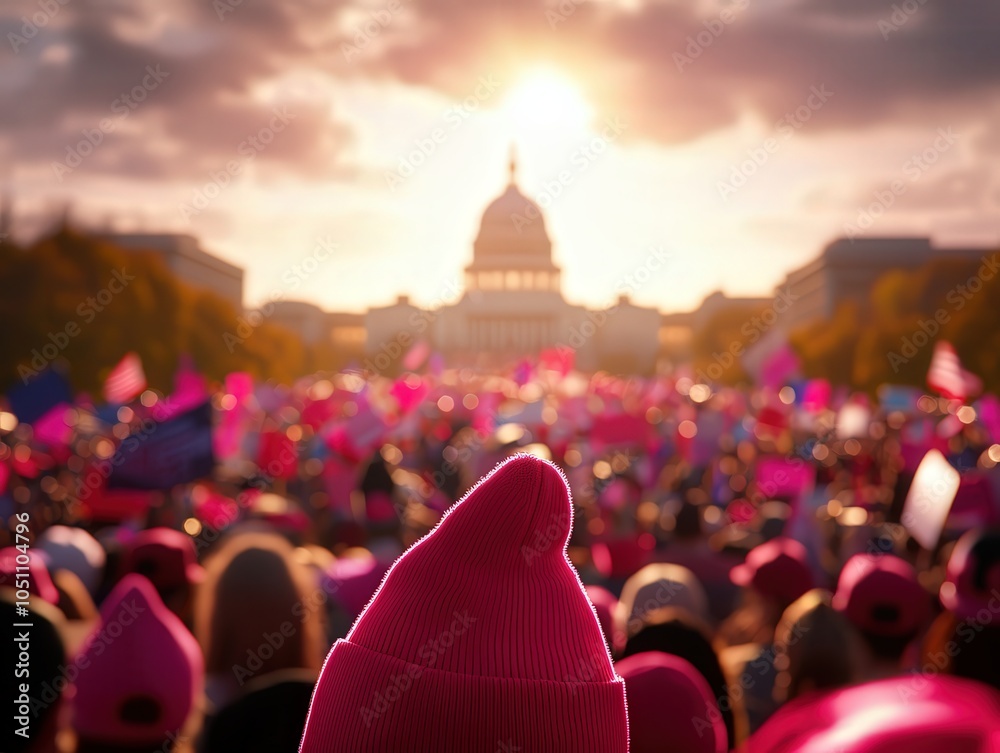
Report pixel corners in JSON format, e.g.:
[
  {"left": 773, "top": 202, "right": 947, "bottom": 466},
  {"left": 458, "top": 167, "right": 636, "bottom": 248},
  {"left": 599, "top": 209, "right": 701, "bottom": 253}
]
[
  {"left": 195, "top": 532, "right": 326, "bottom": 679},
  {"left": 773, "top": 589, "right": 862, "bottom": 704}
]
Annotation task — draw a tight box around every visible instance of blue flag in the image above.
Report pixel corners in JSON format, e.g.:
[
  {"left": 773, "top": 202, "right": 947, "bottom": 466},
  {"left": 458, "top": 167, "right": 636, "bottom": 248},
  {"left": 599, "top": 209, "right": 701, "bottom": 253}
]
[
  {"left": 107, "top": 401, "right": 215, "bottom": 489},
  {"left": 7, "top": 368, "right": 73, "bottom": 424}
]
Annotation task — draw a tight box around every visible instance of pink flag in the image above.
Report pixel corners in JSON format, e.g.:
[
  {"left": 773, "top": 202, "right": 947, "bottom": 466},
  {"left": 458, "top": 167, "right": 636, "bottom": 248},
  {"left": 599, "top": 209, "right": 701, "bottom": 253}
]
[
  {"left": 103, "top": 352, "right": 147, "bottom": 404},
  {"left": 402, "top": 340, "right": 431, "bottom": 371},
  {"left": 976, "top": 394, "right": 1000, "bottom": 443},
  {"left": 928, "top": 341, "right": 982, "bottom": 402},
  {"left": 540, "top": 346, "right": 575, "bottom": 377},
  {"left": 759, "top": 343, "right": 800, "bottom": 390}
]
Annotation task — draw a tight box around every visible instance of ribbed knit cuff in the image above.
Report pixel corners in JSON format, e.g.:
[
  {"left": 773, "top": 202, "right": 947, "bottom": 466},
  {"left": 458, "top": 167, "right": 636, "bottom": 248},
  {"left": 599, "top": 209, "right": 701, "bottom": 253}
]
[{"left": 300, "top": 640, "right": 629, "bottom": 752}]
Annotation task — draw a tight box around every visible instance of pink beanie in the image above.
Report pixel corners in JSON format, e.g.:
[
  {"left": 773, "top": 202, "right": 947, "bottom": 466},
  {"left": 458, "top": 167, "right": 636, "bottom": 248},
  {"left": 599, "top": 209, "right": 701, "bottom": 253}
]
[
  {"left": 300, "top": 454, "right": 628, "bottom": 752},
  {"left": 73, "top": 574, "right": 204, "bottom": 746},
  {"left": 617, "top": 651, "right": 727, "bottom": 753}
]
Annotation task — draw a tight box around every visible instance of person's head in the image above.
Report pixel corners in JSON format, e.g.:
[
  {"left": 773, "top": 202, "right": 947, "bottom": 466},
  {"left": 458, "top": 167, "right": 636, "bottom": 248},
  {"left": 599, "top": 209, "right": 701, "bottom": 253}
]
[
  {"left": 773, "top": 589, "right": 863, "bottom": 704},
  {"left": 617, "top": 652, "right": 727, "bottom": 753},
  {"left": 622, "top": 607, "right": 736, "bottom": 748},
  {"left": 935, "top": 528, "right": 1000, "bottom": 691},
  {"left": 37, "top": 524, "right": 106, "bottom": 596},
  {"left": 616, "top": 562, "right": 711, "bottom": 645},
  {"left": 73, "top": 574, "right": 203, "bottom": 753},
  {"left": 195, "top": 531, "right": 326, "bottom": 683},
  {"left": 299, "top": 454, "right": 629, "bottom": 751},
  {"left": 746, "top": 674, "right": 1000, "bottom": 753},
  {"left": 833, "top": 553, "right": 929, "bottom": 669},
  {"left": 730, "top": 537, "right": 814, "bottom": 615},
  {"left": 200, "top": 669, "right": 317, "bottom": 753},
  {"left": 0, "top": 546, "right": 59, "bottom": 605},
  {"left": 121, "top": 527, "right": 203, "bottom": 618},
  {"left": 2, "top": 591, "right": 66, "bottom": 753}
]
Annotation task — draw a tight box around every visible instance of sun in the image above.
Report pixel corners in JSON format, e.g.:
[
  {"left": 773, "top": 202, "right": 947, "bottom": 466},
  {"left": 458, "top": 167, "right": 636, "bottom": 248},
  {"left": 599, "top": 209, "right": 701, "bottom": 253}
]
[{"left": 503, "top": 68, "right": 595, "bottom": 134}]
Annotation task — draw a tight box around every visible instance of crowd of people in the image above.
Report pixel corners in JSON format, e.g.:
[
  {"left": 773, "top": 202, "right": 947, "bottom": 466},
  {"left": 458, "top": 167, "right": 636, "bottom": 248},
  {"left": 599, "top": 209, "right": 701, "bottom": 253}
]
[{"left": 3, "top": 361, "right": 1000, "bottom": 752}]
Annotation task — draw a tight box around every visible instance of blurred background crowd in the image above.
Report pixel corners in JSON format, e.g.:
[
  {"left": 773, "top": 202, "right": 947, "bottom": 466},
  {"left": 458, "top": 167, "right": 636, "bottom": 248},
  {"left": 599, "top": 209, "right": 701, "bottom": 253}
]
[{"left": 3, "top": 350, "right": 1000, "bottom": 752}]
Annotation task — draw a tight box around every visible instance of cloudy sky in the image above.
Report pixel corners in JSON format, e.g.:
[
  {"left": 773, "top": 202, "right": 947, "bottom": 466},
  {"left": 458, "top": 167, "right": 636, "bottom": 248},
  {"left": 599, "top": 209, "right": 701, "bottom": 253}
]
[{"left": 3, "top": 0, "right": 999, "bottom": 314}]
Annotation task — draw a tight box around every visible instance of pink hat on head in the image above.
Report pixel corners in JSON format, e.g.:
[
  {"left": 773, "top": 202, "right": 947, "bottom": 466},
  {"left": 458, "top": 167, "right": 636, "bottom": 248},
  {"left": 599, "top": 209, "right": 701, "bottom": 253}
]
[
  {"left": 300, "top": 454, "right": 629, "bottom": 752},
  {"left": 731, "top": 537, "right": 813, "bottom": 605},
  {"left": 0, "top": 546, "right": 59, "bottom": 604},
  {"left": 834, "top": 553, "right": 929, "bottom": 636},
  {"left": 585, "top": 584, "right": 618, "bottom": 652},
  {"left": 122, "top": 527, "right": 204, "bottom": 594},
  {"left": 745, "top": 674, "right": 1000, "bottom": 753},
  {"left": 940, "top": 528, "right": 1000, "bottom": 621},
  {"left": 73, "top": 574, "right": 203, "bottom": 747},
  {"left": 618, "top": 651, "right": 726, "bottom": 753}
]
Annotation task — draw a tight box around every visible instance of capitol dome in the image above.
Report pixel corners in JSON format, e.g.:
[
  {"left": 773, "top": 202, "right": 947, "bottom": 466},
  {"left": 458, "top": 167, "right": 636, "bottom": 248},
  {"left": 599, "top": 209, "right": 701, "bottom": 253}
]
[{"left": 471, "top": 154, "right": 555, "bottom": 268}]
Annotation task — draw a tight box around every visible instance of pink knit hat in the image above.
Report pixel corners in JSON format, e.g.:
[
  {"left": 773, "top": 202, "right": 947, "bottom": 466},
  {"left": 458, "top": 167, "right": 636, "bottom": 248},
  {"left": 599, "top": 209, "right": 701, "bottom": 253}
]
[
  {"left": 833, "top": 553, "right": 929, "bottom": 637},
  {"left": 730, "top": 537, "right": 814, "bottom": 605},
  {"left": 73, "top": 574, "right": 204, "bottom": 747},
  {"left": 300, "top": 454, "right": 629, "bottom": 752},
  {"left": 617, "top": 651, "right": 726, "bottom": 753}
]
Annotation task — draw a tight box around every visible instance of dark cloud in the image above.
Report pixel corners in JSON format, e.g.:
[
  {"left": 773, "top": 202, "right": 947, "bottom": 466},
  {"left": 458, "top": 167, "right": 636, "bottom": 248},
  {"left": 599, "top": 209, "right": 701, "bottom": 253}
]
[
  {"left": 2, "top": 0, "right": 999, "bottom": 189},
  {"left": 0, "top": 0, "right": 351, "bottom": 183}
]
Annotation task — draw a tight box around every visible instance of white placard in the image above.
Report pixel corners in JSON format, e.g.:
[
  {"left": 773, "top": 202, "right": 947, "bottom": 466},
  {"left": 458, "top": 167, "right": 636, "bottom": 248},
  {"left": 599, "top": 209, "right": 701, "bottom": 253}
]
[{"left": 902, "top": 449, "right": 961, "bottom": 549}]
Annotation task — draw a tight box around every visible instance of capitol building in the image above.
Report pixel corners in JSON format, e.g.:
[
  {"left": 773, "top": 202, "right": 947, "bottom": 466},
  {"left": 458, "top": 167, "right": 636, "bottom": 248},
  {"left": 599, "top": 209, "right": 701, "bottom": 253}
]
[{"left": 364, "top": 156, "right": 662, "bottom": 372}]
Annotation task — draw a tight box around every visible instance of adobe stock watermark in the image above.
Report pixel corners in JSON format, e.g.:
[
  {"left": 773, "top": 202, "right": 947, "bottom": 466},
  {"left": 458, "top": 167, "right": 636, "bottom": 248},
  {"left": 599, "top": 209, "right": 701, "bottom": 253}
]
[
  {"left": 555, "top": 245, "right": 670, "bottom": 353},
  {"left": 843, "top": 127, "right": 959, "bottom": 240},
  {"left": 51, "top": 65, "right": 170, "bottom": 182},
  {"left": 521, "top": 512, "right": 570, "bottom": 565},
  {"left": 178, "top": 107, "right": 296, "bottom": 220},
  {"left": 695, "top": 286, "right": 800, "bottom": 383},
  {"left": 717, "top": 85, "right": 833, "bottom": 200},
  {"left": 674, "top": 0, "right": 751, "bottom": 72},
  {"left": 363, "top": 276, "right": 466, "bottom": 375},
  {"left": 886, "top": 253, "right": 1000, "bottom": 372},
  {"left": 878, "top": 0, "right": 931, "bottom": 40},
  {"left": 384, "top": 75, "right": 502, "bottom": 191},
  {"left": 509, "top": 115, "right": 628, "bottom": 232},
  {"left": 7, "top": 0, "right": 71, "bottom": 53},
  {"left": 545, "top": 0, "right": 585, "bottom": 28},
  {"left": 21, "top": 597, "right": 146, "bottom": 718},
  {"left": 17, "top": 268, "right": 135, "bottom": 384},
  {"left": 223, "top": 236, "right": 337, "bottom": 352},
  {"left": 359, "top": 610, "right": 476, "bottom": 727}
]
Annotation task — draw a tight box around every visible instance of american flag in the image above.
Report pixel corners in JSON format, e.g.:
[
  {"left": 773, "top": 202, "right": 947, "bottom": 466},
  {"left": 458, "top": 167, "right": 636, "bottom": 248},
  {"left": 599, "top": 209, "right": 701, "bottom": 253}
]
[
  {"left": 927, "top": 341, "right": 982, "bottom": 402},
  {"left": 103, "top": 352, "right": 147, "bottom": 404}
]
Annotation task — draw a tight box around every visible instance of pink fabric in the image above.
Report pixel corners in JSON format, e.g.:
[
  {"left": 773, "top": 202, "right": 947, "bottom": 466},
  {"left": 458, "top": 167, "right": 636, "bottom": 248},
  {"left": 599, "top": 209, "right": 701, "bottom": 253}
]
[
  {"left": 73, "top": 574, "right": 204, "bottom": 745},
  {"left": 300, "top": 454, "right": 628, "bottom": 752},
  {"left": 0, "top": 545, "right": 59, "bottom": 604},
  {"left": 617, "top": 652, "right": 726, "bottom": 753},
  {"left": 940, "top": 529, "right": 1000, "bottom": 620},
  {"left": 834, "top": 553, "right": 929, "bottom": 637},
  {"left": 123, "top": 527, "right": 203, "bottom": 592},
  {"left": 744, "top": 675, "right": 1000, "bottom": 753},
  {"left": 584, "top": 584, "right": 618, "bottom": 652},
  {"left": 730, "top": 537, "right": 814, "bottom": 605}
]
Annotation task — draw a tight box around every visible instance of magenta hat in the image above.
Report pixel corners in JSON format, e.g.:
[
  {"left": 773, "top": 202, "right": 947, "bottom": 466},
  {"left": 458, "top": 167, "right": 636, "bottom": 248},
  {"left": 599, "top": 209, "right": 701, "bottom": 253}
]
[
  {"left": 122, "top": 527, "right": 204, "bottom": 594},
  {"left": 585, "top": 584, "right": 618, "bottom": 652},
  {"left": 731, "top": 537, "right": 814, "bottom": 605},
  {"left": 73, "top": 574, "right": 204, "bottom": 746},
  {"left": 834, "top": 553, "right": 929, "bottom": 637},
  {"left": 300, "top": 454, "right": 628, "bottom": 752},
  {"left": 940, "top": 528, "right": 1000, "bottom": 620},
  {"left": 617, "top": 651, "right": 726, "bottom": 753},
  {"left": 745, "top": 674, "right": 1000, "bottom": 752},
  {"left": 0, "top": 546, "right": 59, "bottom": 604}
]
